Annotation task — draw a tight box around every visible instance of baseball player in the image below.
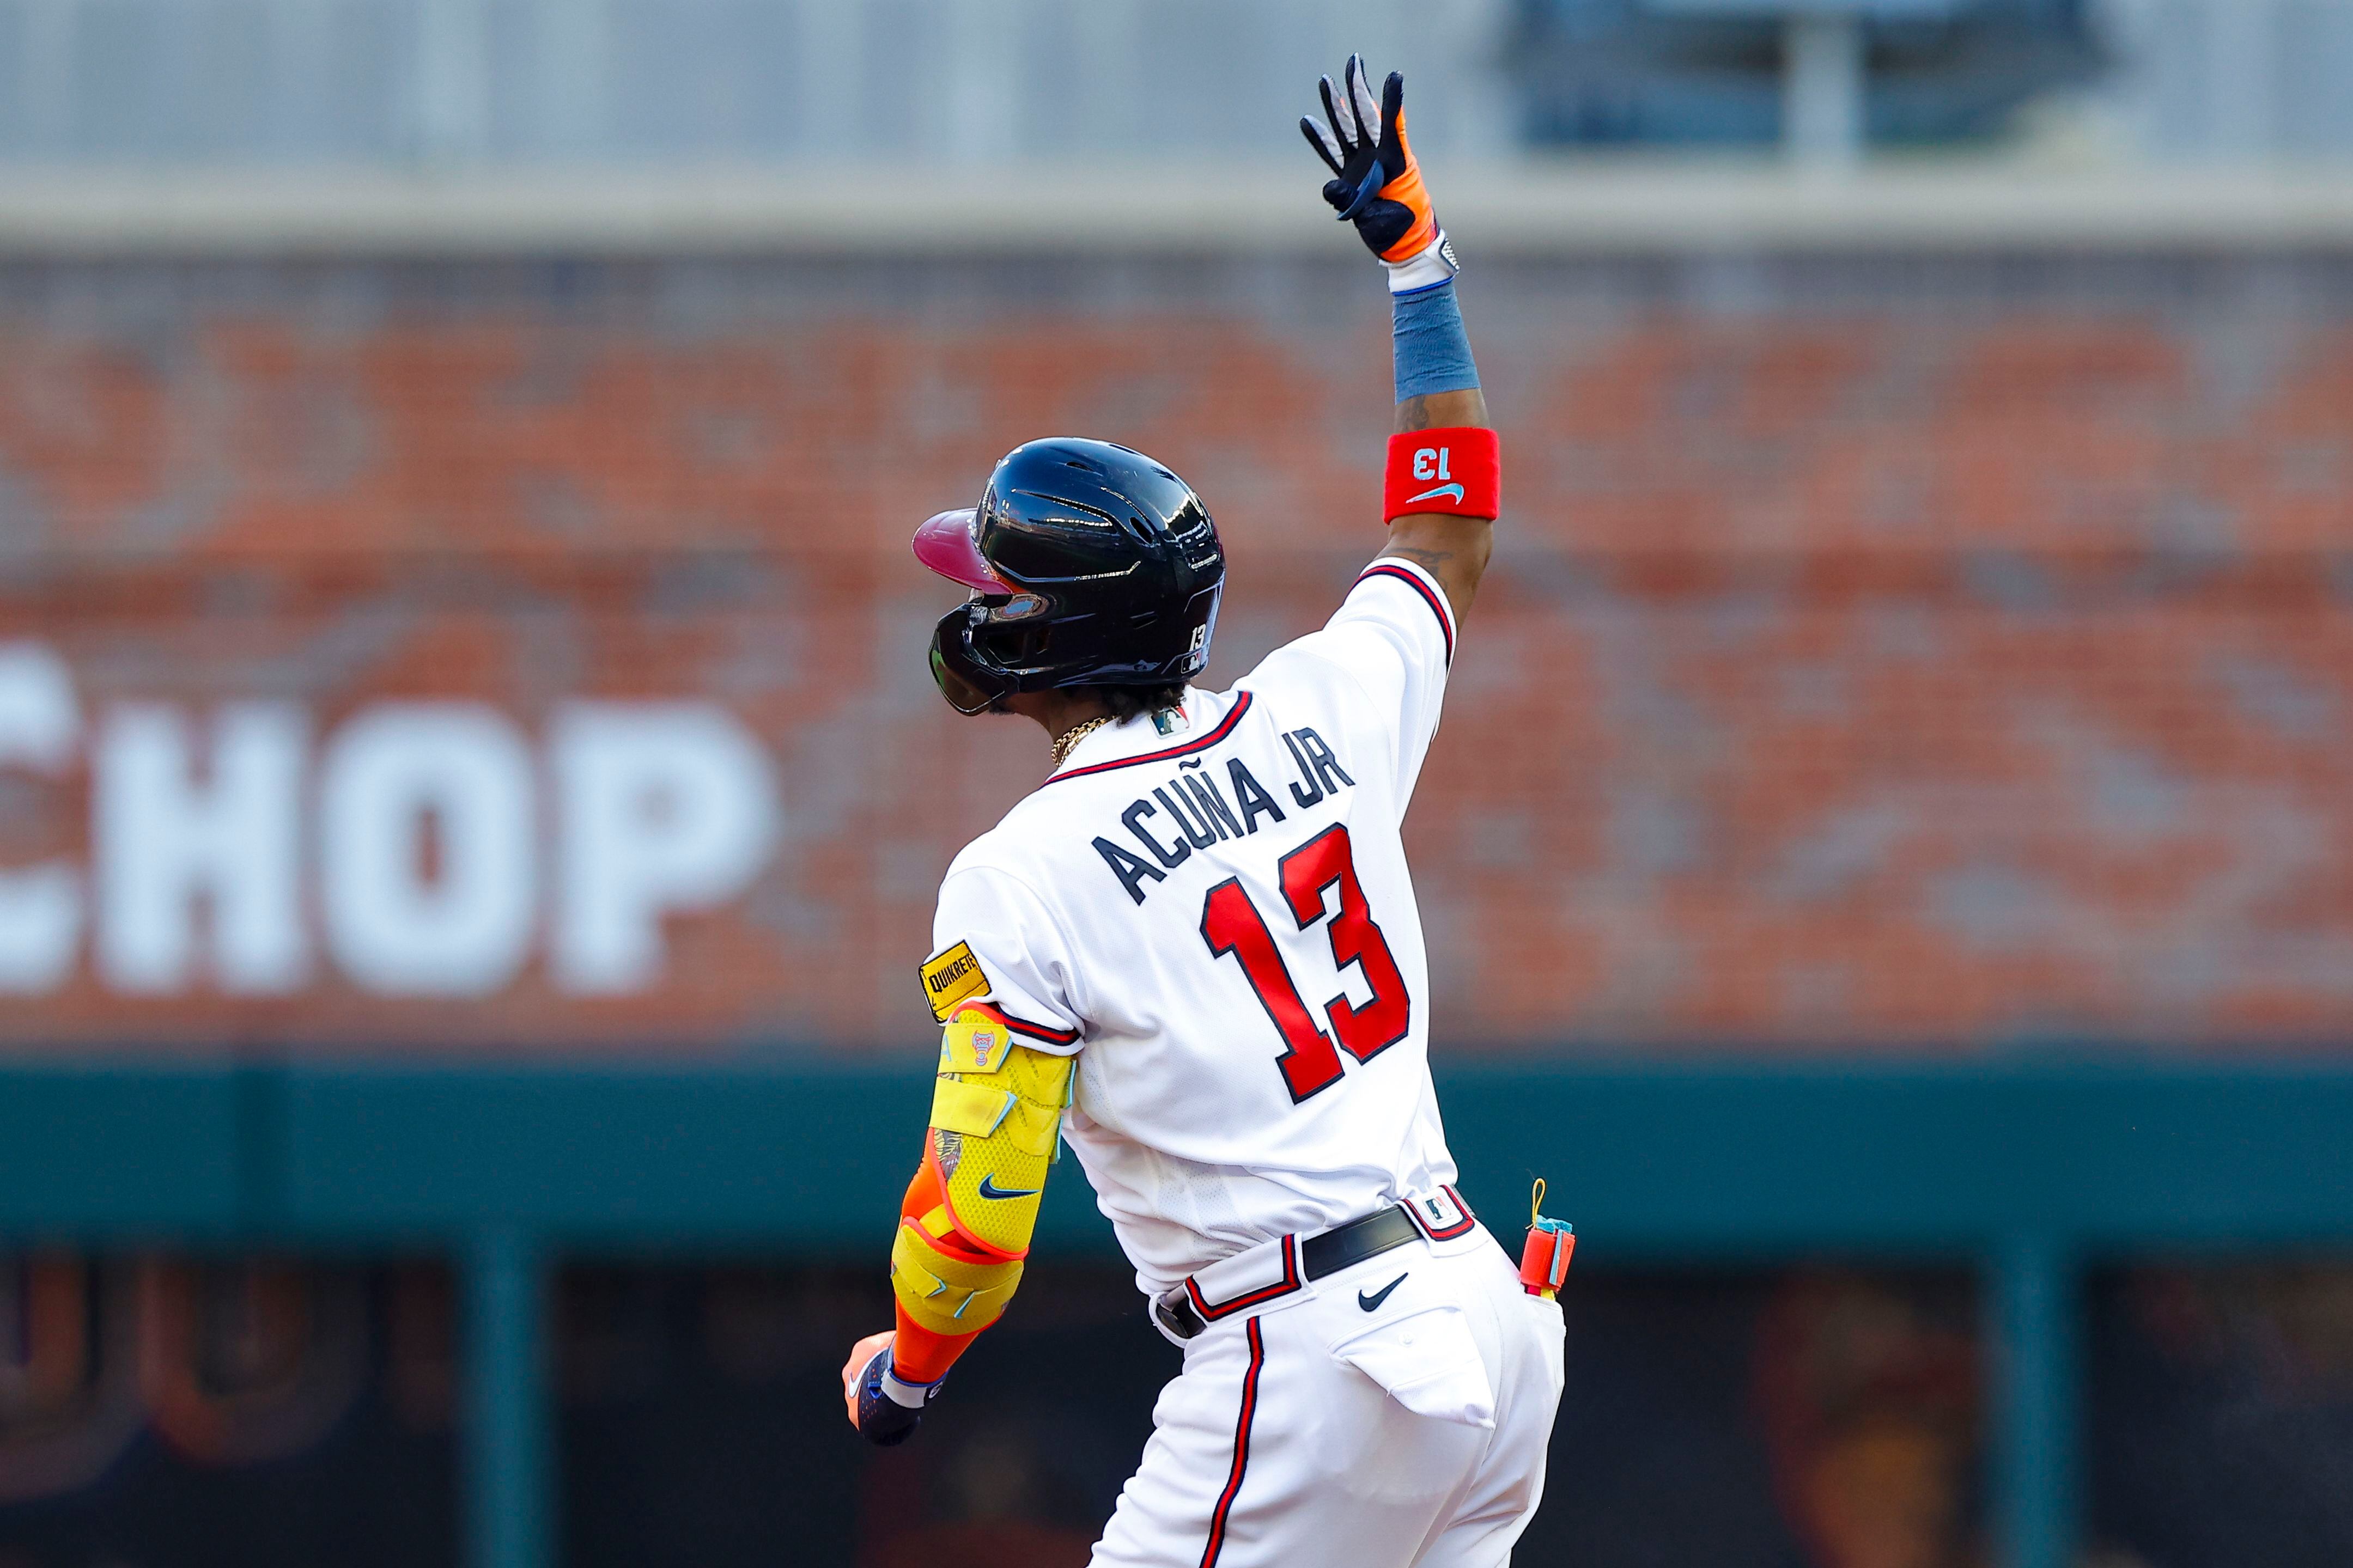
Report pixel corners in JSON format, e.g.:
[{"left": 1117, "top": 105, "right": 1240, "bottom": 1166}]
[{"left": 840, "top": 55, "right": 1566, "bottom": 1566}]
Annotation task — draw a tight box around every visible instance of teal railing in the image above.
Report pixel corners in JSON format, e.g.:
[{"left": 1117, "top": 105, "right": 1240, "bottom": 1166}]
[{"left": 5, "top": 1056, "right": 2352, "bottom": 1568}]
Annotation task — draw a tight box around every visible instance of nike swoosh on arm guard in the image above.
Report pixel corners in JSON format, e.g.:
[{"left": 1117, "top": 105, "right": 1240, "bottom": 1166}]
[
  {"left": 888, "top": 1004, "right": 1075, "bottom": 1360},
  {"left": 925, "top": 1003, "right": 1072, "bottom": 1256}
]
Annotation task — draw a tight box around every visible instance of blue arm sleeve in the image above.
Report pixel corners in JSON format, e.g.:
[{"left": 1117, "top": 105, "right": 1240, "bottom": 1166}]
[{"left": 1393, "top": 280, "right": 1481, "bottom": 403}]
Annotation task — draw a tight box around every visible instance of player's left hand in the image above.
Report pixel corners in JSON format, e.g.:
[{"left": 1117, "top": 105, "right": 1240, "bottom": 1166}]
[
  {"left": 1300, "top": 54, "right": 1440, "bottom": 266},
  {"left": 842, "top": 1330, "right": 944, "bottom": 1447},
  {"left": 841, "top": 1331, "right": 894, "bottom": 1430}
]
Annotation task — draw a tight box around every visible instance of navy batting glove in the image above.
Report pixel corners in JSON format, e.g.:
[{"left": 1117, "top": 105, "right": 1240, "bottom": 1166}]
[
  {"left": 1299, "top": 56, "right": 1435, "bottom": 266},
  {"left": 855, "top": 1345, "right": 944, "bottom": 1448}
]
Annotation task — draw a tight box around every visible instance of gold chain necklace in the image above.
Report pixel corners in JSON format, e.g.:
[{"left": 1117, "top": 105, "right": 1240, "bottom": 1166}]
[{"left": 1049, "top": 715, "right": 1115, "bottom": 772}]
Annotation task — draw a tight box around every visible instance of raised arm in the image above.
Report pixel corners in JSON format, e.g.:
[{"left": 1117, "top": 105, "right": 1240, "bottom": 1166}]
[{"left": 1304, "top": 56, "right": 1497, "bottom": 625}]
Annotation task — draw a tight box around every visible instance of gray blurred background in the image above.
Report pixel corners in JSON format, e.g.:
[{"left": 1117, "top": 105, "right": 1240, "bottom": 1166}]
[{"left": 0, "top": 0, "right": 2344, "bottom": 168}]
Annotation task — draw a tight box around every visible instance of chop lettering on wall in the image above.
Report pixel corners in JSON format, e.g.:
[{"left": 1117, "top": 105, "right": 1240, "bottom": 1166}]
[{"left": 0, "top": 643, "right": 781, "bottom": 1003}]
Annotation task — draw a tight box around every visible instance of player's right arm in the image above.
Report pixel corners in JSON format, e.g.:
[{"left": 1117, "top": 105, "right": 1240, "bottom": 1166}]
[{"left": 1303, "top": 54, "right": 1497, "bottom": 626}]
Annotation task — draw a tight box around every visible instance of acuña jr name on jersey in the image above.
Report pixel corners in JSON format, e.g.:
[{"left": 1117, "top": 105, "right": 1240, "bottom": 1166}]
[{"left": 1087, "top": 717, "right": 1358, "bottom": 907}]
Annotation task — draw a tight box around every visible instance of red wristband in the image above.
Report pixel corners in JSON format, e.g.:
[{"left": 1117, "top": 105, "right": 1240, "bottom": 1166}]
[{"left": 1384, "top": 428, "right": 1500, "bottom": 522}]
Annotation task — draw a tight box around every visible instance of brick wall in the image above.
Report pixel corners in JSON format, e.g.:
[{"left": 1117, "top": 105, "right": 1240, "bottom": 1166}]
[{"left": 1, "top": 255, "right": 2349, "bottom": 1053}]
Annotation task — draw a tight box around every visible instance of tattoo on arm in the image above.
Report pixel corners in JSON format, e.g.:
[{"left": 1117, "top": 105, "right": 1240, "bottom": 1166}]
[
  {"left": 1381, "top": 545, "right": 1454, "bottom": 573},
  {"left": 1393, "top": 388, "right": 1488, "bottom": 434}
]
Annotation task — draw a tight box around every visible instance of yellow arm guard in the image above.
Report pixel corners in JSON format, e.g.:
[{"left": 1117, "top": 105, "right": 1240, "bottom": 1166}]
[
  {"left": 892, "top": 1218, "right": 1025, "bottom": 1335},
  {"left": 888, "top": 1004, "right": 1076, "bottom": 1337}
]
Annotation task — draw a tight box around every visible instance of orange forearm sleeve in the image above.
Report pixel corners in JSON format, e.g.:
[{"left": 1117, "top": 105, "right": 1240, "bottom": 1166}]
[{"left": 889, "top": 1308, "right": 971, "bottom": 1384}]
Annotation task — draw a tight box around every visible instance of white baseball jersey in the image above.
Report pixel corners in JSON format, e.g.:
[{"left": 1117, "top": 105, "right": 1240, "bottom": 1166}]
[{"left": 923, "top": 557, "right": 1463, "bottom": 1296}]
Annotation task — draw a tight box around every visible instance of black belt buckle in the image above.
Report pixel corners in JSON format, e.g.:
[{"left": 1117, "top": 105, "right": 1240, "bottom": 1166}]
[{"left": 1154, "top": 1288, "right": 1207, "bottom": 1341}]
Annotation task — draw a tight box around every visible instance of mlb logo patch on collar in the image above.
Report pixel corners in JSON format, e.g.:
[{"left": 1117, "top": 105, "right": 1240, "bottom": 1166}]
[{"left": 920, "top": 940, "right": 992, "bottom": 1023}]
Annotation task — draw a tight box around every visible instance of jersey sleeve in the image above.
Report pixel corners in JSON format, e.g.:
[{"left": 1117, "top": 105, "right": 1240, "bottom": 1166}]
[
  {"left": 1281, "top": 557, "right": 1457, "bottom": 807},
  {"left": 922, "top": 863, "right": 1085, "bottom": 1054}
]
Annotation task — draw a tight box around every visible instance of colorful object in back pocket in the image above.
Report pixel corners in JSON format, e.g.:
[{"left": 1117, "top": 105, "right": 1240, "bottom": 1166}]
[{"left": 1518, "top": 1178, "right": 1574, "bottom": 1301}]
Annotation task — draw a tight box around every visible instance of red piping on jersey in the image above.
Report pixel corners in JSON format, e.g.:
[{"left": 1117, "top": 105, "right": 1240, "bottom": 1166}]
[
  {"left": 949, "top": 999, "right": 1081, "bottom": 1048},
  {"left": 1001, "top": 1012, "right": 1080, "bottom": 1046},
  {"left": 1200, "top": 1315, "right": 1266, "bottom": 1568},
  {"left": 1356, "top": 563, "right": 1455, "bottom": 666},
  {"left": 1185, "top": 1233, "right": 1301, "bottom": 1321},
  {"left": 1048, "top": 691, "right": 1256, "bottom": 783}
]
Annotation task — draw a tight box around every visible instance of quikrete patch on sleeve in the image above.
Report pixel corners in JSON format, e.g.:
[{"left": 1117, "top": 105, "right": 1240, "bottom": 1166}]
[
  {"left": 919, "top": 941, "right": 992, "bottom": 1023},
  {"left": 1384, "top": 426, "right": 1499, "bottom": 522}
]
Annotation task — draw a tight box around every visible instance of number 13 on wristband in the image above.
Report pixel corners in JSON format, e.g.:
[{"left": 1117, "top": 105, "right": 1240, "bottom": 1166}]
[{"left": 1384, "top": 428, "right": 1499, "bottom": 522}]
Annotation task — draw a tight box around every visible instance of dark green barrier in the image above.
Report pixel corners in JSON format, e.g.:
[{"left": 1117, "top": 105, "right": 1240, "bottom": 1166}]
[
  {"left": 4, "top": 1057, "right": 2350, "bottom": 1568},
  {"left": 0, "top": 1064, "right": 247, "bottom": 1236}
]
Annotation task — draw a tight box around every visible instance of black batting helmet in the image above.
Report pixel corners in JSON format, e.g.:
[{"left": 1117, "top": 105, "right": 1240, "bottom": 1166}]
[{"left": 913, "top": 439, "right": 1226, "bottom": 716}]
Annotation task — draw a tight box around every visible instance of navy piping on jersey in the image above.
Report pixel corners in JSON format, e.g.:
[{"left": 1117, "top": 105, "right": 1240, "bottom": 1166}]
[
  {"left": 1356, "top": 563, "right": 1455, "bottom": 667},
  {"left": 1200, "top": 1316, "right": 1266, "bottom": 1568},
  {"left": 1185, "top": 1233, "right": 1301, "bottom": 1321},
  {"left": 1048, "top": 691, "right": 1256, "bottom": 784}
]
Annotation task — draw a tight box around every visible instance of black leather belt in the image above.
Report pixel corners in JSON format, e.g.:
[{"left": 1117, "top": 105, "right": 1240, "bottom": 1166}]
[{"left": 1153, "top": 1204, "right": 1425, "bottom": 1342}]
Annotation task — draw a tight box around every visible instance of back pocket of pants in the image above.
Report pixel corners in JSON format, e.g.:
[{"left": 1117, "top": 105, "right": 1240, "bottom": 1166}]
[{"left": 1328, "top": 1303, "right": 1496, "bottom": 1430}]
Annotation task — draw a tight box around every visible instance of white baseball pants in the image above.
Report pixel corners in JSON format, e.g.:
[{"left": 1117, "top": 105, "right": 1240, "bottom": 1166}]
[{"left": 1093, "top": 1225, "right": 1565, "bottom": 1568}]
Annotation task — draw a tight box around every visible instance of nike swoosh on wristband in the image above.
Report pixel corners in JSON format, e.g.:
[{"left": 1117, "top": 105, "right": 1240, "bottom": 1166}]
[
  {"left": 1404, "top": 483, "right": 1465, "bottom": 506},
  {"left": 1358, "top": 1273, "right": 1408, "bottom": 1311},
  {"left": 976, "top": 1175, "right": 1039, "bottom": 1200}
]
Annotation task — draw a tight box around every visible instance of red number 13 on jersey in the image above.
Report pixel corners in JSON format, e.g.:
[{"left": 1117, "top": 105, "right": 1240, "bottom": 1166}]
[{"left": 1200, "top": 824, "right": 1412, "bottom": 1102}]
